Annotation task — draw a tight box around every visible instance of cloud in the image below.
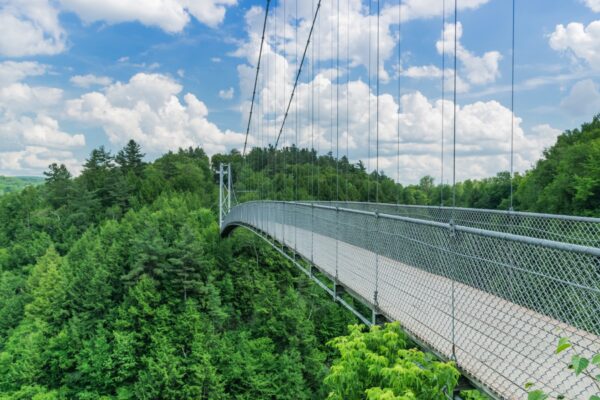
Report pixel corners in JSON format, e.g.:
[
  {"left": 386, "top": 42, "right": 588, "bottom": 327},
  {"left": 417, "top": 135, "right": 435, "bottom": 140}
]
[
  {"left": 60, "top": 0, "right": 237, "bottom": 32},
  {"left": 399, "top": 0, "right": 491, "bottom": 21},
  {"left": 436, "top": 22, "right": 502, "bottom": 85},
  {"left": 0, "top": 0, "right": 236, "bottom": 57},
  {"left": 211, "top": 57, "right": 222, "bottom": 63},
  {"left": 0, "top": 146, "right": 82, "bottom": 176},
  {"left": 0, "top": 114, "right": 84, "bottom": 175},
  {"left": 0, "top": 83, "right": 63, "bottom": 115},
  {"left": 66, "top": 73, "right": 246, "bottom": 155},
  {"left": 0, "top": 61, "right": 47, "bottom": 86},
  {"left": 70, "top": 74, "right": 113, "bottom": 88},
  {"left": 0, "top": 0, "right": 66, "bottom": 57},
  {"left": 560, "top": 79, "right": 600, "bottom": 116},
  {"left": 232, "top": 1, "right": 557, "bottom": 183},
  {"left": 219, "top": 87, "right": 235, "bottom": 100},
  {"left": 0, "top": 114, "right": 85, "bottom": 149},
  {"left": 401, "top": 65, "right": 470, "bottom": 93},
  {"left": 549, "top": 20, "right": 600, "bottom": 67},
  {"left": 583, "top": 0, "right": 600, "bottom": 12}
]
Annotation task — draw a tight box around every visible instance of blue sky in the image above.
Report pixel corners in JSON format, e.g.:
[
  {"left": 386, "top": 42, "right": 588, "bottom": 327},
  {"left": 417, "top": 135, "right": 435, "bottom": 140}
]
[{"left": 0, "top": 0, "right": 599, "bottom": 183}]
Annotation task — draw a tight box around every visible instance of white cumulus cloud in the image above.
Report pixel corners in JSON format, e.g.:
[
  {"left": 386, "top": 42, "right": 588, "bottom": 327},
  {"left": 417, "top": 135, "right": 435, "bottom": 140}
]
[
  {"left": 70, "top": 74, "right": 113, "bottom": 88},
  {"left": 219, "top": 87, "right": 235, "bottom": 100},
  {"left": 560, "top": 79, "right": 600, "bottom": 116},
  {"left": 66, "top": 73, "right": 246, "bottom": 155},
  {"left": 549, "top": 20, "right": 600, "bottom": 67},
  {"left": 436, "top": 22, "right": 502, "bottom": 85},
  {"left": 60, "top": 0, "right": 237, "bottom": 32},
  {"left": 583, "top": 0, "right": 600, "bottom": 12},
  {"left": 0, "top": 0, "right": 66, "bottom": 57},
  {"left": 0, "top": 61, "right": 47, "bottom": 86}
]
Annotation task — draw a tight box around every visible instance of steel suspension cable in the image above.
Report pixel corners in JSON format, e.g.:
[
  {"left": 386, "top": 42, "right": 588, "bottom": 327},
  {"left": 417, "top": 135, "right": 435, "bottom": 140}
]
[
  {"left": 336, "top": 0, "right": 340, "bottom": 202},
  {"left": 274, "top": 0, "right": 323, "bottom": 149},
  {"left": 330, "top": 1, "right": 334, "bottom": 187},
  {"left": 311, "top": 0, "right": 316, "bottom": 199},
  {"left": 510, "top": 0, "right": 516, "bottom": 211},
  {"left": 243, "top": 0, "right": 271, "bottom": 157},
  {"left": 367, "top": 0, "right": 372, "bottom": 202},
  {"left": 397, "top": 0, "right": 402, "bottom": 205},
  {"left": 450, "top": 0, "right": 458, "bottom": 363},
  {"left": 295, "top": 0, "right": 299, "bottom": 202},
  {"left": 283, "top": 0, "right": 287, "bottom": 201},
  {"left": 346, "top": 0, "right": 350, "bottom": 201},
  {"left": 317, "top": 6, "right": 321, "bottom": 200},
  {"left": 452, "top": 0, "right": 458, "bottom": 210},
  {"left": 441, "top": 0, "right": 446, "bottom": 206},
  {"left": 376, "top": 0, "right": 380, "bottom": 203}
]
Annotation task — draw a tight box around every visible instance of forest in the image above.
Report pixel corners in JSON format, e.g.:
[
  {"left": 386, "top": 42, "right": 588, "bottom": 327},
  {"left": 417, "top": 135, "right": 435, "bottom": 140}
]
[
  {"left": 0, "top": 115, "right": 598, "bottom": 399},
  {"left": 0, "top": 177, "right": 43, "bottom": 196}
]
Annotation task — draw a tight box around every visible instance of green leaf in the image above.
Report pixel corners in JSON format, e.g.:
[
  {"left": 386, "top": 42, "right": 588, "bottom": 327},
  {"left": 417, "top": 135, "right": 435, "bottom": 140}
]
[
  {"left": 591, "top": 354, "right": 600, "bottom": 366},
  {"left": 528, "top": 390, "right": 548, "bottom": 400},
  {"left": 590, "top": 396, "right": 600, "bottom": 400},
  {"left": 556, "top": 337, "right": 571, "bottom": 354},
  {"left": 524, "top": 382, "right": 534, "bottom": 390},
  {"left": 571, "top": 355, "right": 590, "bottom": 376}
]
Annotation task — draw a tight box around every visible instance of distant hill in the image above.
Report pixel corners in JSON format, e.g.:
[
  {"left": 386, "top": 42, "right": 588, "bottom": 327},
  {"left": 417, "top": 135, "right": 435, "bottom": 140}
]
[{"left": 0, "top": 176, "right": 44, "bottom": 195}]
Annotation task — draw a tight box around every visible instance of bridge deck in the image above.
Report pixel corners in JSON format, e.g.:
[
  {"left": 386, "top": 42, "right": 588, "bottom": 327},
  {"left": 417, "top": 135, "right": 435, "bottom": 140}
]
[{"left": 222, "top": 202, "right": 600, "bottom": 399}]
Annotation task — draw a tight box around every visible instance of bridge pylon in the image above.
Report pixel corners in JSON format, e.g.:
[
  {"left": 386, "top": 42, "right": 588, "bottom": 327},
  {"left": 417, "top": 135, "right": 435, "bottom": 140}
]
[{"left": 218, "top": 163, "right": 232, "bottom": 229}]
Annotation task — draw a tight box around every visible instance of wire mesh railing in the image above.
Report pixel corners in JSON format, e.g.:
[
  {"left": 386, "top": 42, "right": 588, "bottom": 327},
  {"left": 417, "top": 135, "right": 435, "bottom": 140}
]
[{"left": 222, "top": 201, "right": 600, "bottom": 399}]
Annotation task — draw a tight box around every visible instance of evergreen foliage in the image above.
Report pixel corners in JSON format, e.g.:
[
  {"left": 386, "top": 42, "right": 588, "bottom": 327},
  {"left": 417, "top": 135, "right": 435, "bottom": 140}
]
[{"left": 0, "top": 116, "right": 597, "bottom": 398}]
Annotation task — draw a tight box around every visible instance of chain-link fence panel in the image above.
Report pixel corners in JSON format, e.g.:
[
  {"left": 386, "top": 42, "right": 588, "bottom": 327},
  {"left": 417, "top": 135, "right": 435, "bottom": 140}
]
[{"left": 222, "top": 201, "right": 600, "bottom": 399}]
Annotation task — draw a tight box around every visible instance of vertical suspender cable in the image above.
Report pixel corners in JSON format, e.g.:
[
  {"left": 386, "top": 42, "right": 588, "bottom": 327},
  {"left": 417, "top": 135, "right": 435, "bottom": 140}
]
[
  {"left": 397, "top": 0, "right": 402, "bottom": 205},
  {"left": 452, "top": 0, "right": 458, "bottom": 211},
  {"left": 295, "top": 0, "right": 299, "bottom": 203},
  {"left": 368, "top": 0, "right": 372, "bottom": 202},
  {"left": 311, "top": 0, "right": 315, "bottom": 199},
  {"left": 441, "top": 0, "right": 446, "bottom": 206},
  {"left": 330, "top": 1, "right": 334, "bottom": 194},
  {"left": 274, "top": 0, "right": 322, "bottom": 149},
  {"left": 450, "top": 0, "right": 458, "bottom": 362},
  {"left": 317, "top": 4, "right": 321, "bottom": 200},
  {"left": 510, "top": 0, "right": 516, "bottom": 211},
  {"left": 376, "top": 0, "right": 380, "bottom": 203},
  {"left": 268, "top": 0, "right": 279, "bottom": 200},
  {"left": 243, "top": 0, "right": 271, "bottom": 157},
  {"left": 336, "top": 0, "right": 340, "bottom": 202},
  {"left": 346, "top": 0, "right": 350, "bottom": 201}
]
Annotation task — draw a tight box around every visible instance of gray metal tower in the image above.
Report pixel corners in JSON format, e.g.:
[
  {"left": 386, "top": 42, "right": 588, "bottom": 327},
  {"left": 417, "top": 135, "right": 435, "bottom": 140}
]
[{"left": 218, "top": 163, "right": 232, "bottom": 229}]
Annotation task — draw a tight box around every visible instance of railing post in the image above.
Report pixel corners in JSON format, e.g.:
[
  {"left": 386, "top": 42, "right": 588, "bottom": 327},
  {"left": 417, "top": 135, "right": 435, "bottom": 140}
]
[
  {"left": 373, "top": 210, "right": 380, "bottom": 313},
  {"left": 335, "top": 206, "right": 340, "bottom": 282},
  {"left": 448, "top": 218, "right": 457, "bottom": 362}
]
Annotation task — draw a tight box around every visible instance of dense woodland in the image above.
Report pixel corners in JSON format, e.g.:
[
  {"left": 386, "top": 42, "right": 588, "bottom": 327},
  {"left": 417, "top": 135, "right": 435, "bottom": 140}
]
[
  {"left": 0, "top": 116, "right": 598, "bottom": 399},
  {"left": 0, "top": 177, "right": 43, "bottom": 196}
]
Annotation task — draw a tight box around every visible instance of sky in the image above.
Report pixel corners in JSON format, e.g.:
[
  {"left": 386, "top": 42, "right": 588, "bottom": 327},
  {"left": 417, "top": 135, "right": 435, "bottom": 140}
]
[{"left": 0, "top": 0, "right": 599, "bottom": 183}]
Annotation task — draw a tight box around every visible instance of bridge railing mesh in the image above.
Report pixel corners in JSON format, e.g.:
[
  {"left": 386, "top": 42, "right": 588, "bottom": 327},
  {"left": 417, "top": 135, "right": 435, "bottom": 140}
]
[
  {"left": 222, "top": 201, "right": 600, "bottom": 399},
  {"left": 313, "top": 201, "right": 600, "bottom": 247}
]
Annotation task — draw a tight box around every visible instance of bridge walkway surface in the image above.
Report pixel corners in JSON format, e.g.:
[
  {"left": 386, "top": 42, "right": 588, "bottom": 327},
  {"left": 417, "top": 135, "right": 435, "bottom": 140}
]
[{"left": 222, "top": 201, "right": 600, "bottom": 400}]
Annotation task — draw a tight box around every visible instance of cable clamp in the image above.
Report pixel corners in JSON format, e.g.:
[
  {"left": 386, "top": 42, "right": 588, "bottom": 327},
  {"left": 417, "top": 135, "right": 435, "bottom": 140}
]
[{"left": 449, "top": 219, "right": 456, "bottom": 237}]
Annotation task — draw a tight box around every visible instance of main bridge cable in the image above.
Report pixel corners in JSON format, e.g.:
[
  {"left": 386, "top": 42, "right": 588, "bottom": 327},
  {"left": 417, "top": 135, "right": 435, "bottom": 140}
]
[
  {"left": 274, "top": 0, "right": 323, "bottom": 149},
  {"left": 243, "top": 0, "right": 272, "bottom": 157}
]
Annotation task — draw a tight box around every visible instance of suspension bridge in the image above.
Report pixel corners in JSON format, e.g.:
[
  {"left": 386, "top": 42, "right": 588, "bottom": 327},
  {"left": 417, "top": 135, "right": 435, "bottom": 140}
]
[{"left": 219, "top": 0, "right": 600, "bottom": 399}]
